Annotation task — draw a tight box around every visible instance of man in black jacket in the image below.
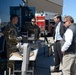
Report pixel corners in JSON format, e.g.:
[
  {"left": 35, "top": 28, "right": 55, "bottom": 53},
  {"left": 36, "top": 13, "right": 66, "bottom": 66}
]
[{"left": 52, "top": 14, "right": 66, "bottom": 72}]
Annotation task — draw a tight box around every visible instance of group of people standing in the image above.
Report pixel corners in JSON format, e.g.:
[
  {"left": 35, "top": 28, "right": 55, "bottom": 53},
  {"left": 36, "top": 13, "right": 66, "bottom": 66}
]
[
  {"left": 52, "top": 14, "right": 76, "bottom": 75},
  {"left": 3, "top": 13, "right": 76, "bottom": 75}
]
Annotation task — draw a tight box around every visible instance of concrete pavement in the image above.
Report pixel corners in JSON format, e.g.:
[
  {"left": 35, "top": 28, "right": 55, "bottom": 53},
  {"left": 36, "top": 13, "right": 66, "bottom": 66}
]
[
  {"left": 34, "top": 37, "right": 63, "bottom": 75},
  {"left": 35, "top": 37, "right": 76, "bottom": 75}
]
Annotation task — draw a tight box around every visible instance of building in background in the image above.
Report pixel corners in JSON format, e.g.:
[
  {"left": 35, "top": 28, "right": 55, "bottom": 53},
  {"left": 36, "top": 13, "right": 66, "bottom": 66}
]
[
  {"left": 0, "top": 0, "right": 63, "bottom": 22},
  {"left": 27, "top": 0, "right": 63, "bottom": 14}
]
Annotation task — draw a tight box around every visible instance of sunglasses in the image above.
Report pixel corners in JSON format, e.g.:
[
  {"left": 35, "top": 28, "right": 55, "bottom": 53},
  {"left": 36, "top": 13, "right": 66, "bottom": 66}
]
[
  {"left": 63, "top": 21, "right": 67, "bottom": 24},
  {"left": 31, "top": 21, "right": 35, "bottom": 22}
]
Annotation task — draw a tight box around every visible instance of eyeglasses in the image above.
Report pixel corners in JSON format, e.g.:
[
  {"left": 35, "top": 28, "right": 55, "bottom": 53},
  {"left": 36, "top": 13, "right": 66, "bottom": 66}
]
[{"left": 63, "top": 21, "right": 67, "bottom": 24}]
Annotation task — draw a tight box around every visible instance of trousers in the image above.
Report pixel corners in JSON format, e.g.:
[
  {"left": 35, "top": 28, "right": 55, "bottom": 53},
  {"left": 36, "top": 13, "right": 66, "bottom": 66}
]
[
  {"left": 54, "top": 41, "right": 63, "bottom": 70},
  {"left": 62, "top": 53, "right": 76, "bottom": 75}
]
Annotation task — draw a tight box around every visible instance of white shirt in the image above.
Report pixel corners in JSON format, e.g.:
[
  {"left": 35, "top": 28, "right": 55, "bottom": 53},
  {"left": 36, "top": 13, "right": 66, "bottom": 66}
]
[
  {"left": 55, "top": 22, "right": 62, "bottom": 41},
  {"left": 61, "top": 29, "right": 73, "bottom": 52}
]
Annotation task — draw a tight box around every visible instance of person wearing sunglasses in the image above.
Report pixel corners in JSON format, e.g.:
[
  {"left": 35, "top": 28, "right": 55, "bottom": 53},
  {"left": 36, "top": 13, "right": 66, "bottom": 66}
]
[
  {"left": 52, "top": 14, "right": 66, "bottom": 72},
  {"left": 61, "top": 16, "right": 76, "bottom": 75},
  {"left": 27, "top": 18, "right": 40, "bottom": 41}
]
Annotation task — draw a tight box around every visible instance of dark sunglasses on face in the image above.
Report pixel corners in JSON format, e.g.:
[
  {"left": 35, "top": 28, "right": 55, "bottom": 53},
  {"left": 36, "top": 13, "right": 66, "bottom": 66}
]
[
  {"left": 63, "top": 21, "right": 67, "bottom": 24},
  {"left": 31, "top": 21, "right": 35, "bottom": 22}
]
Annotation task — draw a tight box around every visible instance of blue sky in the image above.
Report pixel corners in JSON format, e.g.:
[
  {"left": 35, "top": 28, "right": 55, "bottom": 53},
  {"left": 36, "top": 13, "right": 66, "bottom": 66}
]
[
  {"left": 0, "top": 0, "right": 76, "bottom": 23},
  {"left": 63, "top": 0, "right": 76, "bottom": 22}
]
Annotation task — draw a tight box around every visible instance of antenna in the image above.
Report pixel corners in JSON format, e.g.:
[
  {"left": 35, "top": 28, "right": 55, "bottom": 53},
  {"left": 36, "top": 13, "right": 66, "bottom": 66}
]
[
  {"left": 22, "top": 0, "right": 28, "bottom": 6},
  {"left": 22, "top": 0, "right": 26, "bottom": 3}
]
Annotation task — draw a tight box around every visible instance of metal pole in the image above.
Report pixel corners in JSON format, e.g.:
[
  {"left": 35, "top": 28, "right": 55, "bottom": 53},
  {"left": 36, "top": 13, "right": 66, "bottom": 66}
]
[
  {"left": 22, "top": 0, "right": 28, "bottom": 6},
  {"left": 26, "top": 0, "right": 28, "bottom": 6}
]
